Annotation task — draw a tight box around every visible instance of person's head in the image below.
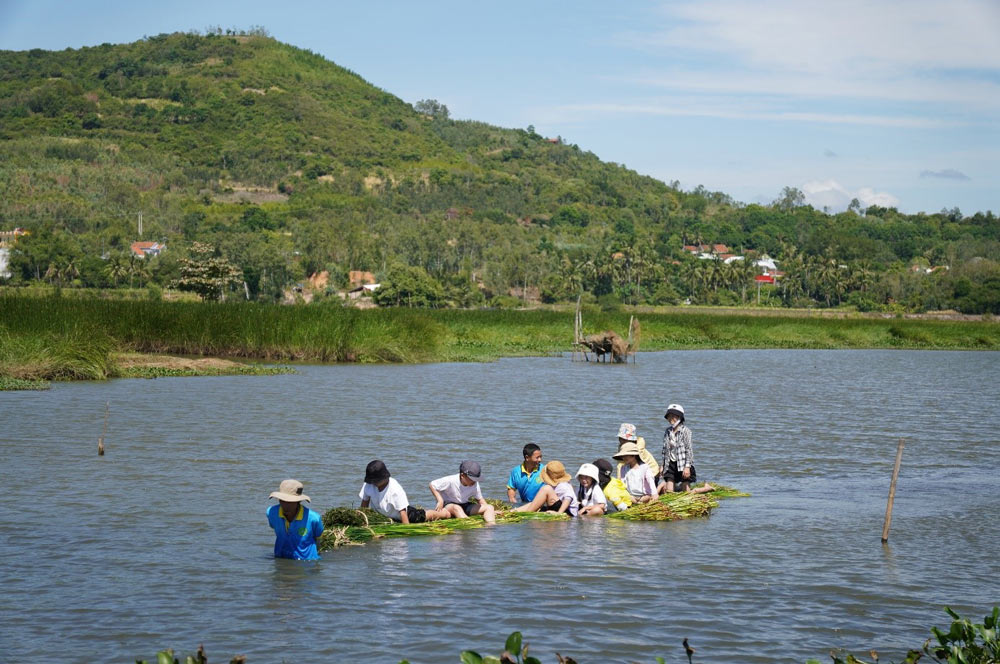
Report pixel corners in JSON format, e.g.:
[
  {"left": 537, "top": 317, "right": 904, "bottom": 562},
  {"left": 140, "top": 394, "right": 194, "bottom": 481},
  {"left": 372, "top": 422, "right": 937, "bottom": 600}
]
[
  {"left": 522, "top": 443, "right": 542, "bottom": 467},
  {"left": 540, "top": 460, "right": 571, "bottom": 486},
  {"left": 592, "top": 458, "right": 613, "bottom": 488},
  {"left": 576, "top": 463, "right": 600, "bottom": 489},
  {"left": 617, "top": 423, "right": 638, "bottom": 447},
  {"left": 364, "top": 459, "right": 391, "bottom": 490},
  {"left": 269, "top": 479, "right": 310, "bottom": 516},
  {"left": 459, "top": 460, "right": 482, "bottom": 486},
  {"left": 665, "top": 403, "right": 686, "bottom": 425},
  {"left": 614, "top": 442, "right": 642, "bottom": 466}
]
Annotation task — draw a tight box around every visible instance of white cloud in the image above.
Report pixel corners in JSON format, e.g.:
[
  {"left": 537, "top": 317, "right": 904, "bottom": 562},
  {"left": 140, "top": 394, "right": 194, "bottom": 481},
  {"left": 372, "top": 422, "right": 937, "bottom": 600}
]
[
  {"left": 550, "top": 101, "right": 952, "bottom": 128},
  {"left": 615, "top": 0, "right": 1000, "bottom": 114},
  {"left": 802, "top": 179, "right": 900, "bottom": 211}
]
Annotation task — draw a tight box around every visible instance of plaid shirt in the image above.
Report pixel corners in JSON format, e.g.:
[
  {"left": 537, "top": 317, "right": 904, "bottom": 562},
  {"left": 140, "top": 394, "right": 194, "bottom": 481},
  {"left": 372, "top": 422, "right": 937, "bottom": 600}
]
[{"left": 662, "top": 423, "right": 693, "bottom": 471}]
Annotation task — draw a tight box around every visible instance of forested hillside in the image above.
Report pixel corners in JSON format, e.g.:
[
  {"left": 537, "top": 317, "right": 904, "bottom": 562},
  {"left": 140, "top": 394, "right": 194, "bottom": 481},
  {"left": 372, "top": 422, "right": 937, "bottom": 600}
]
[{"left": 1, "top": 30, "right": 998, "bottom": 312}]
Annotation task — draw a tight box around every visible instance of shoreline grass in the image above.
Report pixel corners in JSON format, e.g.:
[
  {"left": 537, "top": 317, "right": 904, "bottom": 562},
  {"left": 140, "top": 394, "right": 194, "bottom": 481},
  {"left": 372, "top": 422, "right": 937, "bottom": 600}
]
[{"left": 2, "top": 294, "right": 998, "bottom": 389}]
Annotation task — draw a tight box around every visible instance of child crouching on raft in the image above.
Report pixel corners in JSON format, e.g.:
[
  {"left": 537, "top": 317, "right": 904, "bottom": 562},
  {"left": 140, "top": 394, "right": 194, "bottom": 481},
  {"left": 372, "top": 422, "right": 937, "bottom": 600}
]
[
  {"left": 575, "top": 463, "right": 608, "bottom": 516},
  {"left": 428, "top": 460, "right": 496, "bottom": 524},
  {"left": 359, "top": 460, "right": 464, "bottom": 524},
  {"left": 513, "top": 460, "right": 578, "bottom": 516},
  {"left": 593, "top": 458, "right": 633, "bottom": 512}
]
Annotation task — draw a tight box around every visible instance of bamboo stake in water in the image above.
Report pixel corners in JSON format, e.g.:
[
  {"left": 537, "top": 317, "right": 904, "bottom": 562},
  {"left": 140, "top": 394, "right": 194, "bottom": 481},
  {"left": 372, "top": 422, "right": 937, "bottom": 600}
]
[
  {"left": 97, "top": 401, "right": 109, "bottom": 456},
  {"left": 881, "top": 437, "right": 905, "bottom": 543}
]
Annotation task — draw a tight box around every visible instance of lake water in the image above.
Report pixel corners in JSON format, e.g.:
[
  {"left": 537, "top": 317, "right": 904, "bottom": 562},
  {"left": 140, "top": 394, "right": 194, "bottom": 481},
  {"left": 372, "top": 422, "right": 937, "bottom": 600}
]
[{"left": 2, "top": 350, "right": 998, "bottom": 663}]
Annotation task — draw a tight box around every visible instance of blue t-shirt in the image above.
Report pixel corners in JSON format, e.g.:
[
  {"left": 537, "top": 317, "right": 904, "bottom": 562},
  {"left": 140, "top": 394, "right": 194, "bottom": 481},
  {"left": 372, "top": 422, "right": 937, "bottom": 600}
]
[
  {"left": 267, "top": 504, "right": 323, "bottom": 560},
  {"left": 507, "top": 463, "right": 545, "bottom": 502}
]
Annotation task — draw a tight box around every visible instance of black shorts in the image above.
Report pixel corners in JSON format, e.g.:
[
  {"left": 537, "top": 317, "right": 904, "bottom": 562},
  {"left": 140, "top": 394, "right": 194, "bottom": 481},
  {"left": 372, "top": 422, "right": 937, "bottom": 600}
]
[
  {"left": 661, "top": 461, "right": 696, "bottom": 486},
  {"left": 455, "top": 501, "right": 479, "bottom": 515},
  {"left": 406, "top": 506, "right": 427, "bottom": 523}
]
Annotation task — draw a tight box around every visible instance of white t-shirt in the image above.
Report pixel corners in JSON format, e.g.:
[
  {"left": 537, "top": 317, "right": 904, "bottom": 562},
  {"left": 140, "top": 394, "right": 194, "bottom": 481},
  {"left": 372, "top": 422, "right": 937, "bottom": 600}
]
[
  {"left": 359, "top": 477, "right": 409, "bottom": 521},
  {"left": 622, "top": 464, "right": 657, "bottom": 499},
  {"left": 578, "top": 483, "right": 607, "bottom": 508},
  {"left": 552, "top": 481, "right": 579, "bottom": 516},
  {"left": 430, "top": 473, "right": 484, "bottom": 504}
]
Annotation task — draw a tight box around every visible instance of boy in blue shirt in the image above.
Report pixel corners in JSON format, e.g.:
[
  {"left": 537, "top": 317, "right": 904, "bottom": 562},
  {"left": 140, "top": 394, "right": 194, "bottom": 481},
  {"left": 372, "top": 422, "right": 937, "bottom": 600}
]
[
  {"left": 267, "top": 479, "right": 324, "bottom": 560},
  {"left": 507, "top": 443, "right": 546, "bottom": 505}
]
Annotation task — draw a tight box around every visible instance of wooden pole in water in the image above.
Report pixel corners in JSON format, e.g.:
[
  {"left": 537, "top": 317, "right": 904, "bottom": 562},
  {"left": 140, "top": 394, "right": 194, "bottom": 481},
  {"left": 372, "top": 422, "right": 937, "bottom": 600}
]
[
  {"left": 97, "top": 401, "right": 109, "bottom": 456},
  {"left": 881, "top": 437, "right": 905, "bottom": 543}
]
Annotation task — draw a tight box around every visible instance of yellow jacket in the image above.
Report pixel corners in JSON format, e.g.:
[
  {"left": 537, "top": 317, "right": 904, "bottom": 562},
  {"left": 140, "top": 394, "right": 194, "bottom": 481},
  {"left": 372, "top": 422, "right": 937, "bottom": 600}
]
[
  {"left": 602, "top": 478, "right": 634, "bottom": 511},
  {"left": 616, "top": 436, "right": 660, "bottom": 478}
]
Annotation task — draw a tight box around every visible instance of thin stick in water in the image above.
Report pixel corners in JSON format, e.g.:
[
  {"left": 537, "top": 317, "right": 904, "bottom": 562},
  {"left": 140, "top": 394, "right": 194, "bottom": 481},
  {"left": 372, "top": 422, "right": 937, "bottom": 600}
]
[{"left": 881, "top": 437, "right": 905, "bottom": 543}]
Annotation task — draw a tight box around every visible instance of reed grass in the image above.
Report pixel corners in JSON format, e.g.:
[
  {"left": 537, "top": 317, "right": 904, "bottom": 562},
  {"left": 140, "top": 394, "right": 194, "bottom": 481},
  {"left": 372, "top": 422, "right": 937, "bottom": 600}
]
[
  {"left": 2, "top": 293, "right": 997, "bottom": 388},
  {"left": 318, "top": 487, "right": 748, "bottom": 549}
]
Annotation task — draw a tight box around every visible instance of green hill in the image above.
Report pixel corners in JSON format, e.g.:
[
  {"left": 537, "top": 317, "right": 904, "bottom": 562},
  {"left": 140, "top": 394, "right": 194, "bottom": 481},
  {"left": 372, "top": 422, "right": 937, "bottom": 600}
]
[{"left": 1, "top": 30, "right": 998, "bottom": 313}]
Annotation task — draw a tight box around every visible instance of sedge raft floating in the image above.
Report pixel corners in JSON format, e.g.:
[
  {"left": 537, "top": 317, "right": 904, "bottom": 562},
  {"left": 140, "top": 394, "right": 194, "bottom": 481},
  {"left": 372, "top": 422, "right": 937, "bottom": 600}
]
[{"left": 318, "top": 485, "right": 749, "bottom": 550}]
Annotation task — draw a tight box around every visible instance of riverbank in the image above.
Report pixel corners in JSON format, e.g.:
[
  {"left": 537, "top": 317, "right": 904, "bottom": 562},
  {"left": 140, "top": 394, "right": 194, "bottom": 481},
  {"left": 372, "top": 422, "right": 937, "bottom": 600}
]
[{"left": 2, "top": 295, "right": 998, "bottom": 388}]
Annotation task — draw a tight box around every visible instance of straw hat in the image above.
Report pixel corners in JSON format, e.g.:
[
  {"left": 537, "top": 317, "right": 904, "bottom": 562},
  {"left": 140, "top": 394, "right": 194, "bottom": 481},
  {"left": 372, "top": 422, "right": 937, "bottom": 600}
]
[
  {"left": 269, "top": 479, "right": 310, "bottom": 502},
  {"left": 540, "top": 460, "right": 571, "bottom": 486},
  {"left": 613, "top": 442, "right": 642, "bottom": 459},
  {"left": 576, "top": 463, "right": 600, "bottom": 482}
]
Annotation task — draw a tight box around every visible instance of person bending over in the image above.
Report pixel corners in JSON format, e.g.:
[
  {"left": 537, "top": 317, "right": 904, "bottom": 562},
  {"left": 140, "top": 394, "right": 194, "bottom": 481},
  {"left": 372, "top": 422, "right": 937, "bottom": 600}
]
[{"left": 359, "top": 460, "right": 463, "bottom": 524}]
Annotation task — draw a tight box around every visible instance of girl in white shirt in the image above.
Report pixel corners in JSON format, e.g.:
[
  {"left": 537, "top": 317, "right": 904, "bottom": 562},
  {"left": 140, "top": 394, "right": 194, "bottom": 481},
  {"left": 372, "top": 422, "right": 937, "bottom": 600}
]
[
  {"left": 612, "top": 443, "right": 658, "bottom": 504},
  {"left": 575, "top": 463, "right": 608, "bottom": 516}
]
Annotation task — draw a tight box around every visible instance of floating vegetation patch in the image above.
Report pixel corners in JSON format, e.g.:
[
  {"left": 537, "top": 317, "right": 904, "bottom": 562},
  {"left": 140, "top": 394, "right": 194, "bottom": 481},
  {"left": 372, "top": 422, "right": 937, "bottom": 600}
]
[
  {"left": 0, "top": 377, "right": 50, "bottom": 391},
  {"left": 318, "top": 485, "right": 748, "bottom": 550}
]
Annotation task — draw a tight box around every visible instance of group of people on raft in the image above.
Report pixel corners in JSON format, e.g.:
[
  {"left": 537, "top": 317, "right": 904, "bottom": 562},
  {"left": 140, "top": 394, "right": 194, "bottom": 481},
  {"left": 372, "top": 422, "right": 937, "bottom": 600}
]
[{"left": 268, "top": 403, "right": 712, "bottom": 560}]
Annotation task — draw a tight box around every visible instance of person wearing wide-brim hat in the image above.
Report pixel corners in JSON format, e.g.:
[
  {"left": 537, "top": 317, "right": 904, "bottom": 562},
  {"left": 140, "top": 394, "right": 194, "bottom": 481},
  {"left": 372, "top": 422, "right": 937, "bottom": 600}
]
[
  {"left": 613, "top": 442, "right": 659, "bottom": 503},
  {"left": 512, "top": 459, "right": 579, "bottom": 516},
  {"left": 266, "top": 479, "right": 324, "bottom": 560},
  {"left": 615, "top": 422, "right": 660, "bottom": 480},
  {"left": 657, "top": 403, "right": 714, "bottom": 495}
]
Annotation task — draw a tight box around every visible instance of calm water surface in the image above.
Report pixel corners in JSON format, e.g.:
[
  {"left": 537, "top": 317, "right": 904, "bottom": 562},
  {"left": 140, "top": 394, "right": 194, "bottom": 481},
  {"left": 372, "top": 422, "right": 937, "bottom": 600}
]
[{"left": 2, "top": 350, "right": 998, "bottom": 663}]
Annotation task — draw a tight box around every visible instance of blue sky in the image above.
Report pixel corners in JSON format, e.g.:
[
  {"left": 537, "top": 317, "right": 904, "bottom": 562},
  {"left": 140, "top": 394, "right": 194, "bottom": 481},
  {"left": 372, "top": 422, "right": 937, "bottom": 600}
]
[{"left": 1, "top": 0, "right": 997, "bottom": 215}]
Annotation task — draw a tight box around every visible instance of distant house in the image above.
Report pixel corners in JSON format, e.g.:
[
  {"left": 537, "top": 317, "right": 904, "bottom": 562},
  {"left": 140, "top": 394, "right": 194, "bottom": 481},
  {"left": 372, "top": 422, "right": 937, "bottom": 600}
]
[
  {"left": 721, "top": 254, "right": 743, "bottom": 263},
  {"left": 347, "top": 283, "right": 380, "bottom": 299},
  {"left": 0, "top": 247, "right": 10, "bottom": 279},
  {"left": 131, "top": 241, "right": 165, "bottom": 258},
  {"left": 712, "top": 244, "right": 729, "bottom": 254}
]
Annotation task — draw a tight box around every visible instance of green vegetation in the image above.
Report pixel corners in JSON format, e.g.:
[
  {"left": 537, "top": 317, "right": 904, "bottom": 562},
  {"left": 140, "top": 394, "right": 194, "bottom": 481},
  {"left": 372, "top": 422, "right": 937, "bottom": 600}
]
[
  {"left": 2, "top": 294, "right": 998, "bottom": 389},
  {"left": 816, "top": 607, "right": 999, "bottom": 664},
  {"left": 135, "top": 607, "right": 999, "bottom": 664},
  {"left": 318, "top": 486, "right": 747, "bottom": 549},
  {"left": 1, "top": 31, "right": 998, "bottom": 315}
]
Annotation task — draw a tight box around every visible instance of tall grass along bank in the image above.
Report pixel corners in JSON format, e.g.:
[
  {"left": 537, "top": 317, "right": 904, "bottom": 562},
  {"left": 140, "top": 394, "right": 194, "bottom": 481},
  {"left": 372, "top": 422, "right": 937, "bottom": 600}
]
[{"left": 1, "top": 295, "right": 998, "bottom": 387}]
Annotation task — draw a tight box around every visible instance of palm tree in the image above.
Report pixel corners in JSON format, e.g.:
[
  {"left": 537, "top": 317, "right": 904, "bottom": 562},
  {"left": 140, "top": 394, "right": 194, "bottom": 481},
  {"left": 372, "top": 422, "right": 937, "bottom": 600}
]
[{"left": 104, "top": 255, "right": 128, "bottom": 287}]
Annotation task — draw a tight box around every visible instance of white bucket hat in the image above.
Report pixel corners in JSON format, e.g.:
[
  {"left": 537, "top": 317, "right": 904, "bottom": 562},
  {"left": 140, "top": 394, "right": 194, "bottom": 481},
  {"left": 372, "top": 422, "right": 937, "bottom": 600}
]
[{"left": 576, "top": 463, "right": 600, "bottom": 482}]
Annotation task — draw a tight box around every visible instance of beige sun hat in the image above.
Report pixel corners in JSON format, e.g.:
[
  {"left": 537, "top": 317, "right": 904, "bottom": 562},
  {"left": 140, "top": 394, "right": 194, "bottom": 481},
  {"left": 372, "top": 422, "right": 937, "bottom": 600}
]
[
  {"left": 269, "top": 479, "right": 311, "bottom": 502},
  {"left": 613, "top": 442, "right": 642, "bottom": 459},
  {"left": 539, "top": 460, "right": 571, "bottom": 486}
]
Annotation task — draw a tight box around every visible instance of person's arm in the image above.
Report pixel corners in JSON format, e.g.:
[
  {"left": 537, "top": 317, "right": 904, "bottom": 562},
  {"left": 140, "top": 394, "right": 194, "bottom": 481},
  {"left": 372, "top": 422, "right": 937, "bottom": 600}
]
[
  {"left": 507, "top": 486, "right": 518, "bottom": 504},
  {"left": 429, "top": 482, "right": 445, "bottom": 511},
  {"left": 679, "top": 428, "right": 693, "bottom": 478},
  {"left": 399, "top": 509, "right": 410, "bottom": 524},
  {"left": 556, "top": 497, "right": 570, "bottom": 514},
  {"left": 360, "top": 497, "right": 370, "bottom": 508}
]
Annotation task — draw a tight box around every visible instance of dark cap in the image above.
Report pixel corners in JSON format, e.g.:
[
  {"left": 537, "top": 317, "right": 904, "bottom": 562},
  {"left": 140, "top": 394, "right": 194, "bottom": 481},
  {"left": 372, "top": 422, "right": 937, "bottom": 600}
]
[
  {"left": 364, "top": 459, "right": 390, "bottom": 484},
  {"left": 459, "top": 460, "right": 482, "bottom": 482}
]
